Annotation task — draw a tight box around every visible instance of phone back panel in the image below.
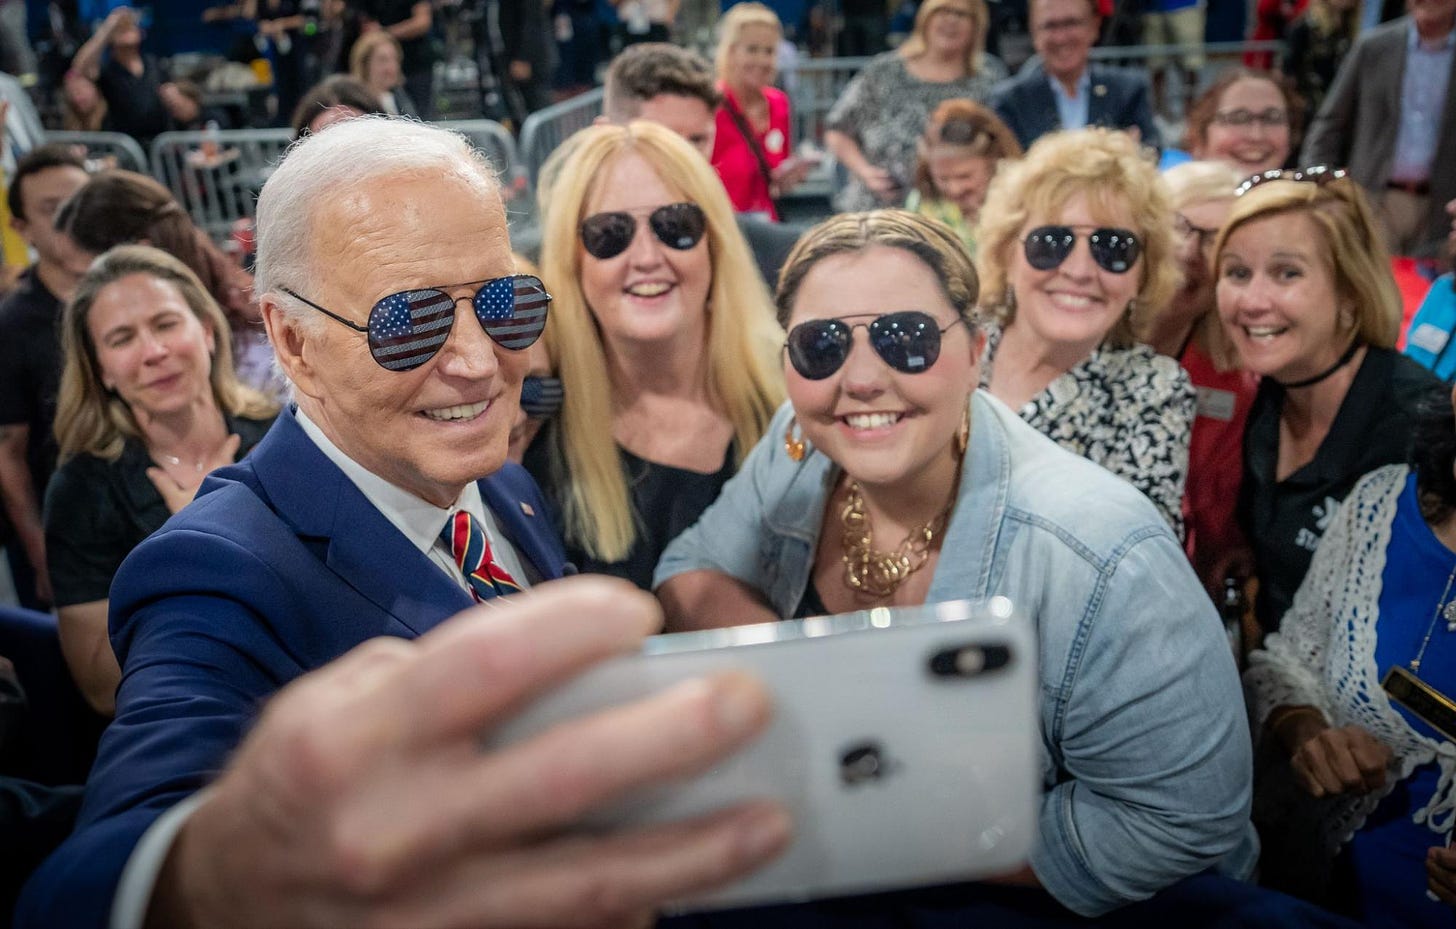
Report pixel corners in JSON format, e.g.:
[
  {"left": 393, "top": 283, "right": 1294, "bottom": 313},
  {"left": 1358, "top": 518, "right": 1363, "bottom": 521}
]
[{"left": 487, "top": 599, "right": 1039, "bottom": 909}]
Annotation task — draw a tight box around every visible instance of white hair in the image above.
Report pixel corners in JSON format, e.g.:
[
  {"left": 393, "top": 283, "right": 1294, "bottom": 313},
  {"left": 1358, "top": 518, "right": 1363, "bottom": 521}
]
[{"left": 254, "top": 115, "right": 501, "bottom": 333}]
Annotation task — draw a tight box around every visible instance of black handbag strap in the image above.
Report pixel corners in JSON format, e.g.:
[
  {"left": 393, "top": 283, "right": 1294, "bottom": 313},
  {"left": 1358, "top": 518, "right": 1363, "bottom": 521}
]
[{"left": 722, "top": 92, "right": 776, "bottom": 198}]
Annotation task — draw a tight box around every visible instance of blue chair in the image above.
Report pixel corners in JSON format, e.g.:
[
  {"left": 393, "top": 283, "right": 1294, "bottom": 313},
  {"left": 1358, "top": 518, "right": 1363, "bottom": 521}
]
[{"left": 0, "top": 606, "right": 103, "bottom": 786}]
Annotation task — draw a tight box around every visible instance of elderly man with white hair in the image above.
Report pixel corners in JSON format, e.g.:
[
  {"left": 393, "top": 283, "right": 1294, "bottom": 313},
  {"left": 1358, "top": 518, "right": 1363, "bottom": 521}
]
[{"left": 16, "top": 117, "right": 790, "bottom": 929}]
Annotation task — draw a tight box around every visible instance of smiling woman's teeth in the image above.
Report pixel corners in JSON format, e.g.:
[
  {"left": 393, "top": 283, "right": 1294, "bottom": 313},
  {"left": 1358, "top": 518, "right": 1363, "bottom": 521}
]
[
  {"left": 424, "top": 400, "right": 488, "bottom": 422},
  {"left": 626, "top": 282, "right": 671, "bottom": 297},
  {"left": 845, "top": 412, "right": 901, "bottom": 429},
  {"left": 1245, "top": 325, "right": 1287, "bottom": 340}
]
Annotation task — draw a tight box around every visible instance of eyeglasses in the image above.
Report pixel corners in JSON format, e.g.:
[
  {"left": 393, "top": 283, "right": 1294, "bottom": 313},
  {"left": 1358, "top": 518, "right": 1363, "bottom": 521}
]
[
  {"left": 1174, "top": 213, "right": 1220, "bottom": 251},
  {"left": 281, "top": 274, "right": 551, "bottom": 372},
  {"left": 1211, "top": 107, "right": 1289, "bottom": 129},
  {"left": 785, "top": 312, "right": 967, "bottom": 380},
  {"left": 579, "top": 202, "right": 707, "bottom": 260},
  {"left": 1022, "top": 225, "right": 1141, "bottom": 274},
  {"left": 521, "top": 374, "right": 563, "bottom": 419},
  {"left": 1236, "top": 165, "right": 1348, "bottom": 197}
]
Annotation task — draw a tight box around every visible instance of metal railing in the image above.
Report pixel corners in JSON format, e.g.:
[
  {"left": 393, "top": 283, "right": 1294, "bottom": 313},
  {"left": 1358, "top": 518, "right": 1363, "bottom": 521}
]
[
  {"left": 518, "top": 87, "right": 605, "bottom": 195},
  {"left": 45, "top": 131, "right": 149, "bottom": 173},
  {"left": 149, "top": 128, "right": 293, "bottom": 242}
]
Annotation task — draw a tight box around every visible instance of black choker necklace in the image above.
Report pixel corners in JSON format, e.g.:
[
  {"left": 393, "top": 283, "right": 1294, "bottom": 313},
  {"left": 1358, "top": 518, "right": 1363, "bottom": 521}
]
[{"left": 1276, "top": 340, "right": 1362, "bottom": 390}]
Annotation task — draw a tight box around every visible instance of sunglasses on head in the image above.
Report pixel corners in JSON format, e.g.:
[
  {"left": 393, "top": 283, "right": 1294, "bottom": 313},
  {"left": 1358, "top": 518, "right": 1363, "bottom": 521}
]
[
  {"left": 579, "top": 202, "right": 707, "bottom": 260},
  {"left": 785, "top": 311, "right": 968, "bottom": 380},
  {"left": 281, "top": 274, "right": 551, "bottom": 372},
  {"left": 520, "top": 374, "right": 563, "bottom": 419},
  {"left": 1236, "top": 164, "right": 1348, "bottom": 197},
  {"left": 1022, "top": 225, "right": 1141, "bottom": 274}
]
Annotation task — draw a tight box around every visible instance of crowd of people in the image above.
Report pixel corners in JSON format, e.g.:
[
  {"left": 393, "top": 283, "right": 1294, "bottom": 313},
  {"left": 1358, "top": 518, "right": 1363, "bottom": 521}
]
[{"left": 1, "top": 0, "right": 1456, "bottom": 927}]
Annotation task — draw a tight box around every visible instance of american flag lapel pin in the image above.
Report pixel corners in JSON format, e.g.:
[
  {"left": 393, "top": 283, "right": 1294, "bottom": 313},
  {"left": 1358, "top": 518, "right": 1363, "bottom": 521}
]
[{"left": 520, "top": 502, "right": 536, "bottom": 517}]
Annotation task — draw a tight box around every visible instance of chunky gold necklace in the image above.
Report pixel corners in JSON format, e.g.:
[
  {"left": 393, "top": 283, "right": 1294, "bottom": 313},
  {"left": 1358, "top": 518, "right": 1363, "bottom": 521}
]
[{"left": 840, "top": 481, "right": 952, "bottom": 598}]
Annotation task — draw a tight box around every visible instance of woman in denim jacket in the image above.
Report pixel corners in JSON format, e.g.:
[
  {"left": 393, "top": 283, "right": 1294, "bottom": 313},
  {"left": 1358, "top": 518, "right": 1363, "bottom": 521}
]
[{"left": 655, "top": 210, "right": 1255, "bottom": 917}]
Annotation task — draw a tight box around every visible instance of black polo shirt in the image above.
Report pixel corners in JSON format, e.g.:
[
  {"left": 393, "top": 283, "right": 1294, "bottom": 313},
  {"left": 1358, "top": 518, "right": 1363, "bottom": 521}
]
[
  {"left": 0, "top": 268, "right": 64, "bottom": 499},
  {"left": 1241, "top": 346, "right": 1443, "bottom": 632}
]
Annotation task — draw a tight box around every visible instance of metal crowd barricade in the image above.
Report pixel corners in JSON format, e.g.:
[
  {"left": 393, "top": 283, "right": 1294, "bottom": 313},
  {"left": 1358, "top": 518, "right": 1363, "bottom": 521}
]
[
  {"left": 46, "top": 131, "right": 149, "bottom": 173},
  {"left": 518, "top": 87, "right": 604, "bottom": 195},
  {"left": 149, "top": 128, "right": 292, "bottom": 243},
  {"left": 436, "top": 118, "right": 519, "bottom": 186}
]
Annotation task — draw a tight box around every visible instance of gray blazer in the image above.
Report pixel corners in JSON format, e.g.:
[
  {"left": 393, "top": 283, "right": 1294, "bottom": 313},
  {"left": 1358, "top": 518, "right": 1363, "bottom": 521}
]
[{"left": 1302, "top": 15, "right": 1456, "bottom": 253}]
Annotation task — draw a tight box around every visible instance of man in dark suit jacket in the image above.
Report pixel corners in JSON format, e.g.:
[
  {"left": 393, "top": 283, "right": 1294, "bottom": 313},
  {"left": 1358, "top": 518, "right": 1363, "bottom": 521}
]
[
  {"left": 991, "top": 0, "right": 1161, "bottom": 151},
  {"left": 17, "top": 117, "right": 788, "bottom": 929},
  {"left": 1302, "top": 2, "right": 1456, "bottom": 256}
]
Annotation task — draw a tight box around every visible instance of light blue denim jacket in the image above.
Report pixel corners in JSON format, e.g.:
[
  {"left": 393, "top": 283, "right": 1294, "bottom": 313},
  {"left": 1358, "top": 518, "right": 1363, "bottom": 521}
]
[{"left": 656, "top": 391, "right": 1256, "bottom": 916}]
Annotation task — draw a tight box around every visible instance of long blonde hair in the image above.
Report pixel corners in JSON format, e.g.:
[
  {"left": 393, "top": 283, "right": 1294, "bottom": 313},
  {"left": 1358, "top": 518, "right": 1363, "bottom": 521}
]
[
  {"left": 54, "top": 245, "right": 277, "bottom": 462},
  {"left": 899, "top": 0, "right": 990, "bottom": 76},
  {"left": 537, "top": 121, "right": 784, "bottom": 562}
]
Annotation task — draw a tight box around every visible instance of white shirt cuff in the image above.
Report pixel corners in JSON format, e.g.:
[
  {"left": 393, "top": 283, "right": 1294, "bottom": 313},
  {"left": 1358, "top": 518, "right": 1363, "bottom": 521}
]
[{"left": 110, "top": 790, "right": 212, "bottom": 929}]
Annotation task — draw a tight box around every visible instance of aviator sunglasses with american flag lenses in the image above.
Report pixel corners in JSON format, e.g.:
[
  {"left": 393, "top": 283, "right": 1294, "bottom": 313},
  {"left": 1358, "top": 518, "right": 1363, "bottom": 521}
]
[{"left": 282, "top": 274, "right": 552, "bottom": 371}]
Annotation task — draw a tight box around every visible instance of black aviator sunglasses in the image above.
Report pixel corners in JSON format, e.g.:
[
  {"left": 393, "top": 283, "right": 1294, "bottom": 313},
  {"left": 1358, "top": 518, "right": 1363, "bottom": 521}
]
[
  {"left": 786, "top": 312, "right": 968, "bottom": 380},
  {"left": 579, "top": 202, "right": 707, "bottom": 260},
  {"left": 281, "top": 274, "right": 551, "bottom": 372},
  {"left": 1022, "top": 225, "right": 1142, "bottom": 274}
]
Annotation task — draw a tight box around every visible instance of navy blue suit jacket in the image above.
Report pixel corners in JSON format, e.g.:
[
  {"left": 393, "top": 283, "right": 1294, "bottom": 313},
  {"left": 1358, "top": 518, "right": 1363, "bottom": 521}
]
[
  {"left": 16, "top": 408, "right": 567, "bottom": 928},
  {"left": 990, "top": 62, "right": 1161, "bottom": 152}
]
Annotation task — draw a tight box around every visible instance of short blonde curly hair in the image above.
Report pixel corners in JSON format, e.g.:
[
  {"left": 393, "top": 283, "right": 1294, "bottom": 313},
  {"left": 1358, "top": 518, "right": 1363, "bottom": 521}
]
[{"left": 973, "top": 128, "right": 1179, "bottom": 348}]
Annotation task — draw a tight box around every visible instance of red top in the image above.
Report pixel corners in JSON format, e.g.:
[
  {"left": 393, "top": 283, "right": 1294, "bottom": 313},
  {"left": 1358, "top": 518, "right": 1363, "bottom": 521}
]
[
  {"left": 711, "top": 84, "right": 792, "bottom": 221},
  {"left": 1180, "top": 339, "right": 1260, "bottom": 588}
]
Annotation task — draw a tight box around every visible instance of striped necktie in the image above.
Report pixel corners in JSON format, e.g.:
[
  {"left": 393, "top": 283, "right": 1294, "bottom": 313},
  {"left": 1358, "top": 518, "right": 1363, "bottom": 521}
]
[{"left": 441, "top": 510, "right": 523, "bottom": 602}]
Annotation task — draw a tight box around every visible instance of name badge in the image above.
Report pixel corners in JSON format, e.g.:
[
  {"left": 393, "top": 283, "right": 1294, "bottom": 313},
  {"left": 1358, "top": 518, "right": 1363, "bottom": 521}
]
[
  {"left": 1409, "top": 322, "right": 1452, "bottom": 355},
  {"left": 1383, "top": 665, "right": 1456, "bottom": 742},
  {"left": 765, "top": 129, "right": 785, "bottom": 155},
  {"left": 1195, "top": 386, "right": 1236, "bottom": 422}
]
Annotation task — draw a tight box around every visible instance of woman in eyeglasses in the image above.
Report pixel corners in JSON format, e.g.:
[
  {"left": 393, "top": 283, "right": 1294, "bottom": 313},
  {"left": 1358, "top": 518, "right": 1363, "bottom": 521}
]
[
  {"left": 1216, "top": 169, "right": 1441, "bottom": 637},
  {"left": 1141, "top": 161, "right": 1259, "bottom": 598},
  {"left": 1183, "top": 67, "right": 1301, "bottom": 178},
  {"left": 526, "top": 121, "right": 783, "bottom": 590},
  {"left": 44, "top": 246, "right": 278, "bottom": 715},
  {"left": 973, "top": 127, "right": 1193, "bottom": 534},
  {"left": 655, "top": 209, "right": 1255, "bottom": 913}
]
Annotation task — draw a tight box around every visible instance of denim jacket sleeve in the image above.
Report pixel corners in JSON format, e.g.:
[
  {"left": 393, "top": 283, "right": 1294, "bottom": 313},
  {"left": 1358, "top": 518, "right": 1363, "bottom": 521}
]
[
  {"left": 654, "top": 403, "right": 825, "bottom": 614},
  {"left": 1028, "top": 526, "right": 1253, "bottom": 916}
]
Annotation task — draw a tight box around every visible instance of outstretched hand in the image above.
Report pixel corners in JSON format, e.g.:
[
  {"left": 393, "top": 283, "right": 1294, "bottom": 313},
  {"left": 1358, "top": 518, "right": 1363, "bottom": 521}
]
[{"left": 146, "top": 578, "right": 791, "bottom": 929}]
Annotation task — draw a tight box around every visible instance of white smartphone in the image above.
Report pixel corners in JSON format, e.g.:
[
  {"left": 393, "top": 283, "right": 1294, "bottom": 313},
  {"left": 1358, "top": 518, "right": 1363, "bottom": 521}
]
[{"left": 485, "top": 597, "right": 1039, "bottom": 910}]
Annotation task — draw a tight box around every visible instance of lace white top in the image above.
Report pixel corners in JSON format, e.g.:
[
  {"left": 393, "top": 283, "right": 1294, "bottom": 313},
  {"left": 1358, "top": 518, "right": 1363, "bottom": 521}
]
[{"left": 1244, "top": 464, "right": 1456, "bottom": 855}]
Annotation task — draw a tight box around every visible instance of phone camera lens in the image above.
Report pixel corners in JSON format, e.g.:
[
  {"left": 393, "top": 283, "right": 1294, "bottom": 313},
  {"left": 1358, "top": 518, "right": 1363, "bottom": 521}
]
[{"left": 929, "top": 644, "right": 1010, "bottom": 678}]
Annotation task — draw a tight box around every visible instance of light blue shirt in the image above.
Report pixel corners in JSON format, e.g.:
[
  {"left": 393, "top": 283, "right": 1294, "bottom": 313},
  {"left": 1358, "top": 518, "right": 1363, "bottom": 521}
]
[
  {"left": 1047, "top": 68, "right": 1091, "bottom": 131},
  {"left": 1391, "top": 21, "right": 1456, "bottom": 183},
  {"left": 657, "top": 392, "right": 1257, "bottom": 917}
]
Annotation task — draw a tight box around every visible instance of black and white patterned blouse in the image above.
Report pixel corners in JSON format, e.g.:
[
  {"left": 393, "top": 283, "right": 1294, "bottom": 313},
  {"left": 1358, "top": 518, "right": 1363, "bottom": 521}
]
[
  {"left": 982, "top": 327, "right": 1195, "bottom": 537},
  {"left": 826, "top": 51, "right": 1007, "bottom": 213}
]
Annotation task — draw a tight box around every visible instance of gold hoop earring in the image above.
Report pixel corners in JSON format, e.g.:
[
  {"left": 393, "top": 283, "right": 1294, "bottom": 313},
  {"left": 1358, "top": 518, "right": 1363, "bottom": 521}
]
[{"left": 784, "top": 418, "right": 806, "bottom": 462}]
